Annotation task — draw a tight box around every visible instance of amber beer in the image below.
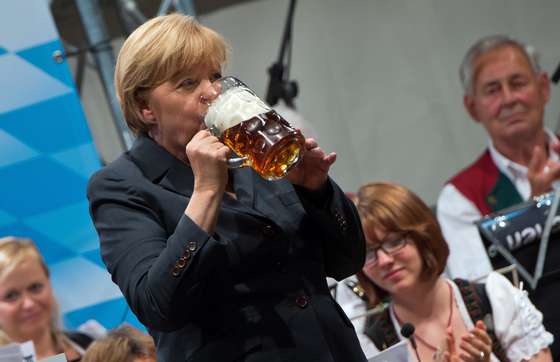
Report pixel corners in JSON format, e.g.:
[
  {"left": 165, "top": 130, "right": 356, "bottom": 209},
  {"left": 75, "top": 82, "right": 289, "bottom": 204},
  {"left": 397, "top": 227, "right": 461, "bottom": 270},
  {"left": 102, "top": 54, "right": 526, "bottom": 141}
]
[{"left": 205, "top": 77, "right": 305, "bottom": 180}]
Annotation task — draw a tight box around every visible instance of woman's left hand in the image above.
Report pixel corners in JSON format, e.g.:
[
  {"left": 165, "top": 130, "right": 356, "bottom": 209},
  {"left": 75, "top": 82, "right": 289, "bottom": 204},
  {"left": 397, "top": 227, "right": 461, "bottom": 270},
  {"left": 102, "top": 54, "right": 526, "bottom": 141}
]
[
  {"left": 287, "top": 138, "right": 336, "bottom": 191},
  {"left": 458, "top": 320, "right": 492, "bottom": 362}
]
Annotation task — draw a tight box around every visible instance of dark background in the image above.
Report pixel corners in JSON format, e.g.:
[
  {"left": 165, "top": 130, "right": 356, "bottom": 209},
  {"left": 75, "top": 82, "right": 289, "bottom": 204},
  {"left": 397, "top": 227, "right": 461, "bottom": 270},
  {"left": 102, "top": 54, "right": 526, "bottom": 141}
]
[{"left": 51, "top": 0, "right": 260, "bottom": 47}]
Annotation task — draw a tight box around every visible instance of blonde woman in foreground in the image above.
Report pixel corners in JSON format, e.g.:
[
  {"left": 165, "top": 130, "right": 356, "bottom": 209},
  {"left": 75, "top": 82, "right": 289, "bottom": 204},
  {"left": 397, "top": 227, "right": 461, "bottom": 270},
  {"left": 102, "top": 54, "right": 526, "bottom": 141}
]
[{"left": 0, "top": 236, "right": 93, "bottom": 361}]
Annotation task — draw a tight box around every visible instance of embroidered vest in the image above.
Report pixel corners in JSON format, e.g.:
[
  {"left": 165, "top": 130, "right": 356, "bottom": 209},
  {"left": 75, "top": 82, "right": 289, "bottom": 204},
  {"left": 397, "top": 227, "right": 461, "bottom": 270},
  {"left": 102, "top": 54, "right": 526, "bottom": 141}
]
[{"left": 448, "top": 150, "right": 523, "bottom": 215}]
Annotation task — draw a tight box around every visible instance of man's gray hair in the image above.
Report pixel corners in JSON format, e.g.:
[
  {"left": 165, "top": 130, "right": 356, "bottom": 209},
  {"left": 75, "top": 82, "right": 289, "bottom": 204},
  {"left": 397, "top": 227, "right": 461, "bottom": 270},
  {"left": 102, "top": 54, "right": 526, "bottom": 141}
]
[{"left": 459, "top": 34, "right": 541, "bottom": 95}]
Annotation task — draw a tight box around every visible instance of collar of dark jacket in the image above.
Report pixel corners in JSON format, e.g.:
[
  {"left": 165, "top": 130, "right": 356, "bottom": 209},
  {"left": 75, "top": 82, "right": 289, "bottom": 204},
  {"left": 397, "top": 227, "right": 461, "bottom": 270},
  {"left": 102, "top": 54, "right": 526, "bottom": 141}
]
[{"left": 128, "top": 134, "right": 195, "bottom": 196}]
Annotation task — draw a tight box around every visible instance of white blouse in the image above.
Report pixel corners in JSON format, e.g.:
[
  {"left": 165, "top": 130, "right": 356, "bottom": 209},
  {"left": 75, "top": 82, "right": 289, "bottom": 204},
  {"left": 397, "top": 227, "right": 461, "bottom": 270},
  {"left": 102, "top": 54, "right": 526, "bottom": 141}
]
[
  {"left": 337, "top": 273, "right": 553, "bottom": 362},
  {"left": 475, "top": 273, "right": 553, "bottom": 362}
]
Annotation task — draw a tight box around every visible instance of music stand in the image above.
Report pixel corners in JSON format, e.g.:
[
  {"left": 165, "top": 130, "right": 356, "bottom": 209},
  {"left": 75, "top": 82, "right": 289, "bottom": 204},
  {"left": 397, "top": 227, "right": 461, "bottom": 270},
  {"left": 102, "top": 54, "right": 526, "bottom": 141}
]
[{"left": 477, "top": 189, "right": 560, "bottom": 290}]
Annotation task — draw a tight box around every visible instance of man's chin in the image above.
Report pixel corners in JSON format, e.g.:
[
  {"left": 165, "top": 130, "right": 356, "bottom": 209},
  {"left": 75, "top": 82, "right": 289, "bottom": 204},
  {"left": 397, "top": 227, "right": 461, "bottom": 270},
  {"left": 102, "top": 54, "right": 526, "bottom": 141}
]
[
  {"left": 503, "top": 127, "right": 527, "bottom": 139},
  {"left": 499, "top": 114, "right": 526, "bottom": 126},
  {"left": 499, "top": 118, "right": 539, "bottom": 135}
]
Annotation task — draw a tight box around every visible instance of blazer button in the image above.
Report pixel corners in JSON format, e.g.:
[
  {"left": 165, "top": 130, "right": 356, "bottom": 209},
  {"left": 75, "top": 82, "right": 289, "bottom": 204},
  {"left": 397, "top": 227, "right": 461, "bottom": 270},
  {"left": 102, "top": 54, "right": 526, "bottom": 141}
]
[
  {"left": 295, "top": 295, "right": 308, "bottom": 308},
  {"left": 176, "top": 257, "right": 187, "bottom": 268},
  {"left": 187, "top": 241, "right": 197, "bottom": 252},
  {"left": 182, "top": 250, "right": 192, "bottom": 260},
  {"left": 171, "top": 266, "right": 181, "bottom": 277},
  {"left": 262, "top": 225, "right": 275, "bottom": 236}
]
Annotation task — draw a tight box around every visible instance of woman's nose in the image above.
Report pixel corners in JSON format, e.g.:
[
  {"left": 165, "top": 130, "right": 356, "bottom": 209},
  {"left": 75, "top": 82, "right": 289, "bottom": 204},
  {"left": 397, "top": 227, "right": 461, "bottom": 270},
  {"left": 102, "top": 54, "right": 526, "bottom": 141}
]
[
  {"left": 200, "top": 81, "right": 220, "bottom": 105},
  {"left": 376, "top": 249, "right": 394, "bottom": 266},
  {"left": 21, "top": 294, "right": 37, "bottom": 309}
]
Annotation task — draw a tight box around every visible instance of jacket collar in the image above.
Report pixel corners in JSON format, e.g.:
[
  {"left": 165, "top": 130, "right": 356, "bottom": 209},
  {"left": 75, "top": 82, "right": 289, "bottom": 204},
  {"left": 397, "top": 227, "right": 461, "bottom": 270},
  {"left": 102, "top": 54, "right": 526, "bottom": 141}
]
[
  {"left": 128, "top": 134, "right": 195, "bottom": 196},
  {"left": 128, "top": 134, "right": 261, "bottom": 216}
]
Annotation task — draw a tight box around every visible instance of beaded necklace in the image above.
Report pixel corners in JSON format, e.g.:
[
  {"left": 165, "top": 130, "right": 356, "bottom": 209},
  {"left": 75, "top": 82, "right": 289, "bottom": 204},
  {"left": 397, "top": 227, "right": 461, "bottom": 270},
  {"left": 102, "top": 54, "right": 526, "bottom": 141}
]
[{"left": 392, "top": 282, "right": 453, "bottom": 360}]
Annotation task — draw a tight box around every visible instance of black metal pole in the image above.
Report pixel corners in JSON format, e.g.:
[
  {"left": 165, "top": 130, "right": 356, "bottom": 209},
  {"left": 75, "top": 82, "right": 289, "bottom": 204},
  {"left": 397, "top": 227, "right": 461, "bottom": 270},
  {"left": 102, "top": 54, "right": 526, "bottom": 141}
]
[
  {"left": 552, "top": 62, "right": 560, "bottom": 84},
  {"left": 277, "top": 0, "right": 296, "bottom": 66},
  {"left": 265, "top": 0, "right": 297, "bottom": 108}
]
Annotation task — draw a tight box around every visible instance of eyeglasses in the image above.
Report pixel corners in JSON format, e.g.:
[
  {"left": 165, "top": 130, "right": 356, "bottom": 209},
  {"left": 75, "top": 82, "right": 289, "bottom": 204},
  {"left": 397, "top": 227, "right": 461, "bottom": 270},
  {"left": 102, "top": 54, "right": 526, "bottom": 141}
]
[{"left": 365, "top": 236, "right": 408, "bottom": 265}]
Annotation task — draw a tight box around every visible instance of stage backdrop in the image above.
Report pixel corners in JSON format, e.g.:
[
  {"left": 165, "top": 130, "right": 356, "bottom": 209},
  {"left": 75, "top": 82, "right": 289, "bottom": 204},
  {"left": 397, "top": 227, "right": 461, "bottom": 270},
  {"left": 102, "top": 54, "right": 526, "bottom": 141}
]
[{"left": 0, "top": 1, "right": 141, "bottom": 331}]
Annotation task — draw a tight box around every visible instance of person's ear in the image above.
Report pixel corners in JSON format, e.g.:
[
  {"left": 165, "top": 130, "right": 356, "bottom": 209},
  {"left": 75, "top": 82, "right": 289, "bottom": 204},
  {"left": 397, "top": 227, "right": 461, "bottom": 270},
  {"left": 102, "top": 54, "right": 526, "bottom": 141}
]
[
  {"left": 137, "top": 94, "right": 157, "bottom": 125},
  {"left": 463, "top": 94, "right": 480, "bottom": 124},
  {"left": 537, "top": 72, "right": 551, "bottom": 104}
]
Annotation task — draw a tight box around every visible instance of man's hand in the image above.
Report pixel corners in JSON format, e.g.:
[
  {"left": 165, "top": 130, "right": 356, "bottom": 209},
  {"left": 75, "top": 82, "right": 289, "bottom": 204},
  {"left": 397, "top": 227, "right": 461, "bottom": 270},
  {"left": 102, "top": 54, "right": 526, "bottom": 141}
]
[
  {"left": 287, "top": 138, "right": 336, "bottom": 191},
  {"left": 528, "top": 144, "right": 560, "bottom": 197}
]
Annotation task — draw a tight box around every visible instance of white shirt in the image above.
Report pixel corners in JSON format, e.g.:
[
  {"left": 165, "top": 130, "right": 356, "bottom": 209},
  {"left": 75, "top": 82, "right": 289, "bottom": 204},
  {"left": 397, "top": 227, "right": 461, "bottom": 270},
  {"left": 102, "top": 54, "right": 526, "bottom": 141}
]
[
  {"left": 437, "top": 129, "right": 560, "bottom": 280},
  {"left": 334, "top": 276, "right": 379, "bottom": 358},
  {"left": 339, "top": 273, "right": 553, "bottom": 362}
]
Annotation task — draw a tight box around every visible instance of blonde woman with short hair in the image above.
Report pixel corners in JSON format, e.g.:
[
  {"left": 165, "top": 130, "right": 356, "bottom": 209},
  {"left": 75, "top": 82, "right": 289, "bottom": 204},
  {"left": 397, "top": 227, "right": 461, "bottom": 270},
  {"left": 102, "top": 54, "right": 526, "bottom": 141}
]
[
  {"left": 88, "top": 13, "right": 367, "bottom": 362},
  {"left": 0, "top": 236, "right": 93, "bottom": 361}
]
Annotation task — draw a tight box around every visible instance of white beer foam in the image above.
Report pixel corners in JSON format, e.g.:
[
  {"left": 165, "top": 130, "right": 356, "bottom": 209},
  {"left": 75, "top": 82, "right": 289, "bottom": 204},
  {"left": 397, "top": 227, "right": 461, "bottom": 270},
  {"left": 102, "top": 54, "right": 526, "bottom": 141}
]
[{"left": 205, "top": 86, "right": 270, "bottom": 135}]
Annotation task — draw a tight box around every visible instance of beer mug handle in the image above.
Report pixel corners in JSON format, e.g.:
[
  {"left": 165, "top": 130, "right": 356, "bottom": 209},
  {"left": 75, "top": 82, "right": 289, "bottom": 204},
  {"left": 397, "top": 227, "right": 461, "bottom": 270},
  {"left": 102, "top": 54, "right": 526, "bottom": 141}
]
[
  {"left": 209, "top": 125, "right": 249, "bottom": 169},
  {"left": 227, "top": 156, "right": 248, "bottom": 169}
]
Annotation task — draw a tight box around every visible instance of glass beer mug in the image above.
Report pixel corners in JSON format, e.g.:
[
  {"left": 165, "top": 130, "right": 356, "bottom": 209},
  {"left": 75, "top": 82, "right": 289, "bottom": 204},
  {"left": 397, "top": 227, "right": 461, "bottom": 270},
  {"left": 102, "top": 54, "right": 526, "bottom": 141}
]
[{"left": 204, "top": 76, "right": 305, "bottom": 180}]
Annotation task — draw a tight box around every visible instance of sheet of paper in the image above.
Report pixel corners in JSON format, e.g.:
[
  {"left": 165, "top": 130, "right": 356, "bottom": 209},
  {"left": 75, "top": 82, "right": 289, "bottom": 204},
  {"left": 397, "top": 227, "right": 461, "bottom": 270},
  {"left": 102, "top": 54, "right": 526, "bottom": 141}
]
[
  {"left": 38, "top": 353, "right": 67, "bottom": 362},
  {"left": 367, "top": 340, "right": 412, "bottom": 362},
  {"left": 20, "top": 340, "right": 36, "bottom": 362},
  {"left": 0, "top": 341, "right": 36, "bottom": 362}
]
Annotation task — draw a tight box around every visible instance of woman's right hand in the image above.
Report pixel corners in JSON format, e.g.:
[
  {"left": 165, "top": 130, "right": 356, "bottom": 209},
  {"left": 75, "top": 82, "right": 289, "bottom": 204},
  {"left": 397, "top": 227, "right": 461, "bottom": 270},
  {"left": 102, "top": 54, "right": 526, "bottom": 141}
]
[
  {"left": 184, "top": 129, "right": 231, "bottom": 234},
  {"left": 443, "top": 322, "right": 492, "bottom": 362},
  {"left": 443, "top": 327, "right": 462, "bottom": 362},
  {"left": 186, "top": 129, "right": 230, "bottom": 194}
]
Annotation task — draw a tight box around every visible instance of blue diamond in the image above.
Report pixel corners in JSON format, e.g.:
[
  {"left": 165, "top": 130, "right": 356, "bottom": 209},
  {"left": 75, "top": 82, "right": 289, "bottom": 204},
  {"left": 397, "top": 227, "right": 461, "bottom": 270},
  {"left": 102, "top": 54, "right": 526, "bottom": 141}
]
[
  {"left": 0, "top": 93, "right": 92, "bottom": 153},
  {"left": 0, "top": 157, "right": 88, "bottom": 218}
]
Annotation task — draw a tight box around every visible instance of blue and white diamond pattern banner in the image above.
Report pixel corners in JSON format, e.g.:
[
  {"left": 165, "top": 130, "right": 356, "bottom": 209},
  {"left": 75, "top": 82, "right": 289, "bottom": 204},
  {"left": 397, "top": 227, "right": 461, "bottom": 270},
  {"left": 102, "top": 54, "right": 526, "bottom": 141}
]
[{"left": 0, "top": 1, "right": 142, "bottom": 331}]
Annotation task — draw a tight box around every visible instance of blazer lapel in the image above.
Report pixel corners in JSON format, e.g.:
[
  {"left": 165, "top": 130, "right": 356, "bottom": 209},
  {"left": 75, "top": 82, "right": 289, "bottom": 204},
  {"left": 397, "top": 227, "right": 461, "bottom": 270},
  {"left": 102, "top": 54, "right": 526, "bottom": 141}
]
[
  {"left": 231, "top": 168, "right": 255, "bottom": 208},
  {"left": 129, "top": 135, "right": 267, "bottom": 218},
  {"left": 225, "top": 167, "right": 266, "bottom": 218},
  {"left": 251, "top": 176, "right": 306, "bottom": 234},
  {"left": 128, "top": 135, "right": 194, "bottom": 197}
]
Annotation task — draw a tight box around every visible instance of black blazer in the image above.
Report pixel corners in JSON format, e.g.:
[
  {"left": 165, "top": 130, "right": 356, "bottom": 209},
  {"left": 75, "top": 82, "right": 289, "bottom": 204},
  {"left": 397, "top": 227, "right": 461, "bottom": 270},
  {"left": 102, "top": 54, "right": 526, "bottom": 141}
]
[{"left": 87, "top": 135, "right": 367, "bottom": 362}]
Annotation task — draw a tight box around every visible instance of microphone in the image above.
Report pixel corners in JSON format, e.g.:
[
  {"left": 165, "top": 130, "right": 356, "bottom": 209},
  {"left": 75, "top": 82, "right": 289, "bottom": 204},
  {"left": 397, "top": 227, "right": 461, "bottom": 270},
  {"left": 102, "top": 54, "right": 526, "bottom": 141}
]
[
  {"left": 401, "top": 323, "right": 422, "bottom": 362},
  {"left": 400, "top": 323, "right": 416, "bottom": 348},
  {"left": 552, "top": 61, "right": 560, "bottom": 84}
]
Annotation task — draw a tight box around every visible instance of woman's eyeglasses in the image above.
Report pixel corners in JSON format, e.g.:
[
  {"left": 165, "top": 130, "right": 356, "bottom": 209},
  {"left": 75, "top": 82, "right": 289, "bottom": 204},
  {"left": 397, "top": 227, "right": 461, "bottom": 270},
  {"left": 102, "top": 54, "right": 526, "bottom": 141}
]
[{"left": 365, "top": 236, "right": 408, "bottom": 265}]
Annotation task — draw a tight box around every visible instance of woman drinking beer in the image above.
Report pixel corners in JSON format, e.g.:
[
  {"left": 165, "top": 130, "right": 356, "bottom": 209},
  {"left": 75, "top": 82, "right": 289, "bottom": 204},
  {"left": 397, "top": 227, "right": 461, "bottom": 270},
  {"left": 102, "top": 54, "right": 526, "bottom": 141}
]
[{"left": 87, "top": 13, "right": 367, "bottom": 362}]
